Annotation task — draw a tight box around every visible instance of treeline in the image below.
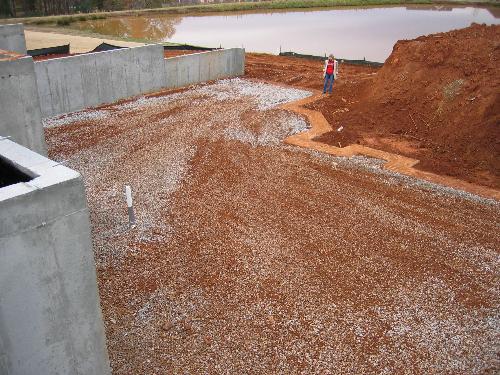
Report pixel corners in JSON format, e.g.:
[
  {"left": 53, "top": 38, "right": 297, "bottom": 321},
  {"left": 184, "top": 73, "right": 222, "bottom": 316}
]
[{"left": 0, "top": 0, "right": 165, "bottom": 17}]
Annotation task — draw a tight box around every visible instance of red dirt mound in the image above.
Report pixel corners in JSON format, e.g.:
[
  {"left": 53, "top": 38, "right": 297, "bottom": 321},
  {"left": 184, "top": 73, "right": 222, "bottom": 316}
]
[{"left": 310, "top": 24, "right": 500, "bottom": 189}]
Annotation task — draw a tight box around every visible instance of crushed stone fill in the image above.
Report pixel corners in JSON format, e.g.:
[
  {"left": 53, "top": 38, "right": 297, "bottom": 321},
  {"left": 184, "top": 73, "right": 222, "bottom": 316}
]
[{"left": 44, "top": 78, "right": 500, "bottom": 375}]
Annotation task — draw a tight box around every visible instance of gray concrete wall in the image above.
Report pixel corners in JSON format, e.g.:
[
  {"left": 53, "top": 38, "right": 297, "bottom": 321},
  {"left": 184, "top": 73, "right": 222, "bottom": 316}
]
[
  {"left": 35, "top": 44, "right": 167, "bottom": 118},
  {"left": 164, "top": 47, "right": 245, "bottom": 89},
  {"left": 0, "top": 54, "right": 47, "bottom": 156},
  {"left": 0, "top": 24, "right": 26, "bottom": 54},
  {"left": 35, "top": 46, "right": 245, "bottom": 118},
  {"left": 0, "top": 139, "right": 111, "bottom": 375}
]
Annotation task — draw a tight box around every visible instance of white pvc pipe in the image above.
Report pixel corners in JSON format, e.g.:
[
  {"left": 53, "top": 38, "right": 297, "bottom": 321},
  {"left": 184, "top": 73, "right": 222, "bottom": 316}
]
[
  {"left": 125, "top": 185, "right": 133, "bottom": 207},
  {"left": 125, "top": 185, "right": 135, "bottom": 227}
]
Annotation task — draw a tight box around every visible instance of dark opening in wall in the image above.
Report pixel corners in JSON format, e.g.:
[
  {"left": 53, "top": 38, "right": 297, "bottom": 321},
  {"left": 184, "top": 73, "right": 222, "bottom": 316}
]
[{"left": 0, "top": 157, "right": 32, "bottom": 188}]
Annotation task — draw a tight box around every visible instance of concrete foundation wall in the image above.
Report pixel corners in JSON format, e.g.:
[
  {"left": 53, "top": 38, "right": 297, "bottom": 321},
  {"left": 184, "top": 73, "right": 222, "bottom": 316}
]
[
  {"left": 0, "top": 54, "right": 47, "bottom": 156},
  {"left": 0, "top": 24, "right": 26, "bottom": 54},
  {"left": 35, "top": 46, "right": 245, "bottom": 118},
  {"left": 164, "top": 48, "right": 245, "bottom": 89},
  {"left": 35, "top": 44, "right": 167, "bottom": 118},
  {"left": 0, "top": 139, "right": 111, "bottom": 375}
]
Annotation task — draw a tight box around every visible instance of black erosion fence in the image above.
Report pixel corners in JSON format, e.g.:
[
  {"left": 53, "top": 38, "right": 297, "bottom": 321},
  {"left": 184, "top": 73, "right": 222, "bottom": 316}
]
[
  {"left": 280, "top": 51, "right": 384, "bottom": 67},
  {"left": 28, "top": 42, "right": 219, "bottom": 58},
  {"left": 27, "top": 42, "right": 383, "bottom": 69},
  {"left": 27, "top": 44, "right": 70, "bottom": 57},
  {"left": 91, "top": 42, "right": 125, "bottom": 52},
  {"left": 163, "top": 44, "right": 216, "bottom": 51}
]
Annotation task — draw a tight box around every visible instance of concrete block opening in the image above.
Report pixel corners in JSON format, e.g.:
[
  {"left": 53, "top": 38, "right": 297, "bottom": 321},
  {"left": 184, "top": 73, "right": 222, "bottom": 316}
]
[
  {"left": 0, "top": 138, "right": 111, "bottom": 375},
  {"left": 0, "top": 155, "right": 33, "bottom": 188}
]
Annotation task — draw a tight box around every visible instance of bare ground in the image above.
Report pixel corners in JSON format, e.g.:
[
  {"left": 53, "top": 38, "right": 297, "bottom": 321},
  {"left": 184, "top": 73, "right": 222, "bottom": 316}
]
[
  {"left": 45, "top": 79, "right": 500, "bottom": 374},
  {"left": 246, "top": 24, "right": 500, "bottom": 191},
  {"left": 25, "top": 26, "right": 500, "bottom": 188},
  {"left": 24, "top": 29, "right": 144, "bottom": 53}
]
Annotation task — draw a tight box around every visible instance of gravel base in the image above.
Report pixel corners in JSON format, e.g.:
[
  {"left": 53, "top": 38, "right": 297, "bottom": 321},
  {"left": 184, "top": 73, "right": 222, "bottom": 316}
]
[
  {"left": 224, "top": 111, "right": 309, "bottom": 147},
  {"left": 43, "top": 109, "right": 110, "bottom": 128},
  {"left": 197, "top": 78, "right": 312, "bottom": 110},
  {"left": 45, "top": 79, "right": 313, "bottom": 267},
  {"left": 298, "top": 150, "right": 499, "bottom": 206},
  {"left": 44, "top": 78, "right": 500, "bottom": 375}
]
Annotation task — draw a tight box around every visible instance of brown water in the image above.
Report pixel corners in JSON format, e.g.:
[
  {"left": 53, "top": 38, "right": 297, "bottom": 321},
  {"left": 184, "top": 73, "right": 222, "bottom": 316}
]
[{"left": 73, "top": 5, "right": 499, "bottom": 62}]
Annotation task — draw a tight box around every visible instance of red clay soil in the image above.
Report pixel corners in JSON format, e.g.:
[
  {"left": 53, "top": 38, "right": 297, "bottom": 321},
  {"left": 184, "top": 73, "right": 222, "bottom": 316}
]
[
  {"left": 164, "top": 50, "right": 206, "bottom": 58},
  {"left": 44, "top": 82, "right": 500, "bottom": 373},
  {"left": 305, "top": 24, "right": 500, "bottom": 189},
  {"left": 32, "top": 53, "right": 79, "bottom": 61},
  {"left": 245, "top": 52, "right": 378, "bottom": 91}
]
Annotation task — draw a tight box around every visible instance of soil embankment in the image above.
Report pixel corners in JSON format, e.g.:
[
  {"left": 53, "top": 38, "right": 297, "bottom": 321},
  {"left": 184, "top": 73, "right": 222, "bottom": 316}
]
[
  {"left": 246, "top": 26, "right": 499, "bottom": 189},
  {"left": 306, "top": 24, "right": 500, "bottom": 189}
]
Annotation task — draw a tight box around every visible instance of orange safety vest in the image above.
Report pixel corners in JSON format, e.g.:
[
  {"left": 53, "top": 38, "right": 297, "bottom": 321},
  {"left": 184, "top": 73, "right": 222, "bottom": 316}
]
[{"left": 326, "top": 60, "right": 334, "bottom": 75}]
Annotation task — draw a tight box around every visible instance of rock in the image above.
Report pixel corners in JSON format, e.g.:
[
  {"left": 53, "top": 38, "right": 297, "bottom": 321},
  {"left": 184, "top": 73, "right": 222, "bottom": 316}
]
[
  {"left": 182, "top": 320, "right": 195, "bottom": 335},
  {"left": 162, "top": 321, "right": 174, "bottom": 331}
]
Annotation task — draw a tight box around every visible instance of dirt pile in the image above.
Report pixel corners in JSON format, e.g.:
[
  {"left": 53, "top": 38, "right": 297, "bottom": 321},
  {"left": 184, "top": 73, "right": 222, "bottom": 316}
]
[{"left": 311, "top": 24, "right": 500, "bottom": 188}]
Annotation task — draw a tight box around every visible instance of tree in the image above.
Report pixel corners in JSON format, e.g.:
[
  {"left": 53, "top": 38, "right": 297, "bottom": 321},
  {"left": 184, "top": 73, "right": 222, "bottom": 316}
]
[
  {"left": 22, "top": 0, "right": 37, "bottom": 15},
  {"left": 1, "top": 0, "right": 155, "bottom": 17},
  {"left": 0, "top": 0, "right": 16, "bottom": 17},
  {"left": 103, "top": 0, "right": 123, "bottom": 11}
]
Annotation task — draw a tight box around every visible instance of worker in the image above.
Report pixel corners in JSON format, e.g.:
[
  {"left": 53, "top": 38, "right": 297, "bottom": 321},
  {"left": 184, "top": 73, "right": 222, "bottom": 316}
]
[{"left": 323, "top": 54, "right": 338, "bottom": 94}]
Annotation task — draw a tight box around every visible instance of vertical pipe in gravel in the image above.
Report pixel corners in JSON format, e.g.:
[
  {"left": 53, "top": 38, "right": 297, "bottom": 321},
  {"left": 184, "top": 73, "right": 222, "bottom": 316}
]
[{"left": 125, "top": 185, "right": 136, "bottom": 228}]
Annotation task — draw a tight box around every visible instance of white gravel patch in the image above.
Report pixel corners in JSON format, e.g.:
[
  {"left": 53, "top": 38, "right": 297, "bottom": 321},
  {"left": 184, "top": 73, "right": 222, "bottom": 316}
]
[
  {"left": 197, "top": 78, "right": 311, "bottom": 110},
  {"left": 114, "top": 92, "right": 187, "bottom": 112},
  {"left": 46, "top": 78, "right": 312, "bottom": 267},
  {"left": 43, "top": 109, "right": 110, "bottom": 128},
  {"left": 297, "top": 149, "right": 499, "bottom": 206},
  {"left": 224, "top": 112, "right": 309, "bottom": 147},
  {"left": 43, "top": 78, "right": 311, "bottom": 129}
]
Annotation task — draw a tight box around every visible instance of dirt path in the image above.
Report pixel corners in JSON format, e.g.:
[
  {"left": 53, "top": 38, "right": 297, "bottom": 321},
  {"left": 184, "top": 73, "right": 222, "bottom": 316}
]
[
  {"left": 282, "top": 92, "right": 500, "bottom": 200},
  {"left": 24, "top": 29, "right": 144, "bottom": 53},
  {"left": 45, "top": 79, "right": 500, "bottom": 374}
]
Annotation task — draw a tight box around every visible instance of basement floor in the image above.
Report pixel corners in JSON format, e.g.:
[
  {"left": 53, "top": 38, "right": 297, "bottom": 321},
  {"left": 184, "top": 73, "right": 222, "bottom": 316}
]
[{"left": 45, "top": 78, "right": 499, "bottom": 374}]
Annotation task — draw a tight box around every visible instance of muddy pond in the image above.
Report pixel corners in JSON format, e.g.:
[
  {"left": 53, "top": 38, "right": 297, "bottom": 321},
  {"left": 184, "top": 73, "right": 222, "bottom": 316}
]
[{"left": 73, "top": 5, "right": 499, "bottom": 62}]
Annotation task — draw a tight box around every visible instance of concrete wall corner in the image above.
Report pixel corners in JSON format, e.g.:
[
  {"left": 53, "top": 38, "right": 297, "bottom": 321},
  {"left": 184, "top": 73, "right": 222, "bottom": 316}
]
[
  {"left": 0, "top": 139, "right": 111, "bottom": 375},
  {"left": 0, "top": 23, "right": 27, "bottom": 54},
  {"left": 0, "top": 54, "right": 47, "bottom": 156}
]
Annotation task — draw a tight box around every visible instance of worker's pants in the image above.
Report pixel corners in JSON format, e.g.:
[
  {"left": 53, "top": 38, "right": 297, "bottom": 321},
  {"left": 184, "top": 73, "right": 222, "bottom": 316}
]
[{"left": 323, "top": 73, "right": 334, "bottom": 93}]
